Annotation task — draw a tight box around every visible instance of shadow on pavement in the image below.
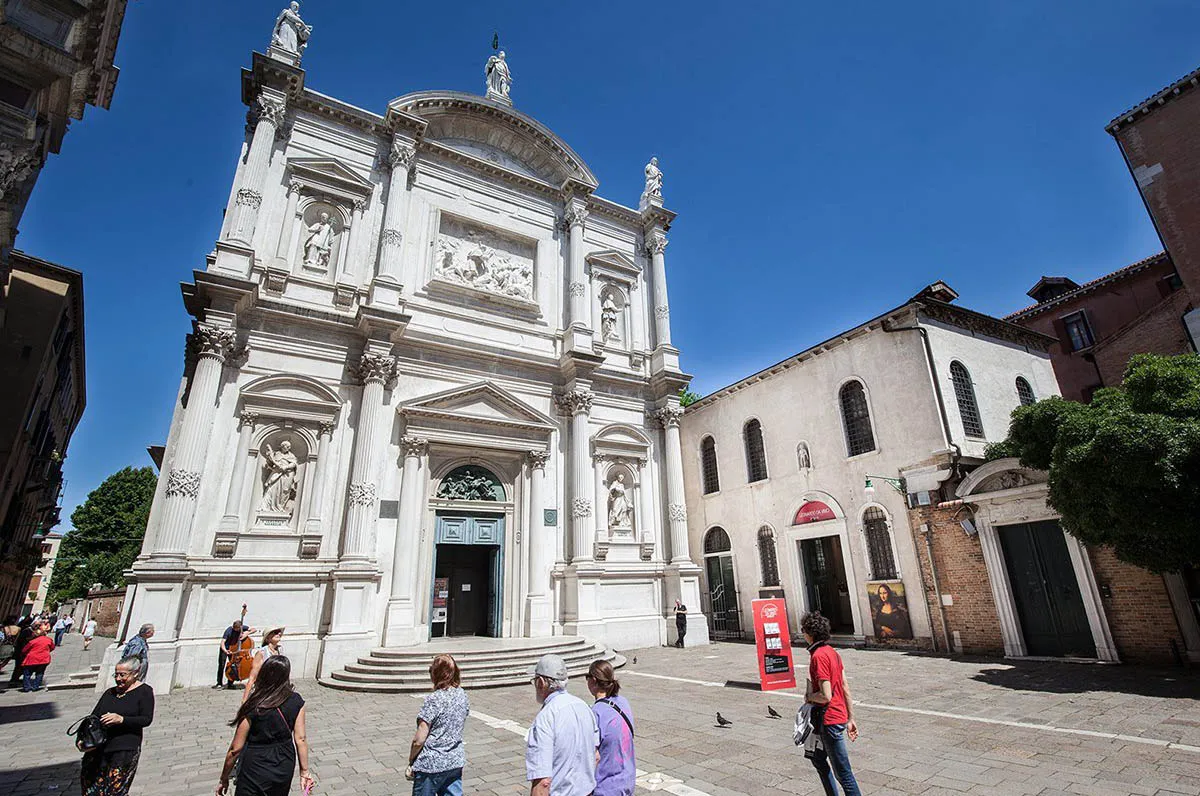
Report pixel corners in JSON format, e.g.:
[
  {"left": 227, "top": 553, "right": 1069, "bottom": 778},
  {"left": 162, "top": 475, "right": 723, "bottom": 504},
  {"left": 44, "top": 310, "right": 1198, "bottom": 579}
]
[
  {"left": 970, "top": 659, "right": 1200, "bottom": 699},
  {"left": 0, "top": 760, "right": 80, "bottom": 795},
  {"left": 0, "top": 699, "right": 61, "bottom": 725}
]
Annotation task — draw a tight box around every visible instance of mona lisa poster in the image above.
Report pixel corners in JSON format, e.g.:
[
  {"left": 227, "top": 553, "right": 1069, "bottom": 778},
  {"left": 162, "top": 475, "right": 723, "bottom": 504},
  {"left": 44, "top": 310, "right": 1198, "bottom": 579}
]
[{"left": 867, "top": 581, "right": 913, "bottom": 640}]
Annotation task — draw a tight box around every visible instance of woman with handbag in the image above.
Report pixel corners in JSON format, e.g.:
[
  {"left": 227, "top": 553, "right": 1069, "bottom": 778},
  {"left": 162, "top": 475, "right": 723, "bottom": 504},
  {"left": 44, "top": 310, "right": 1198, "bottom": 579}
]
[
  {"left": 20, "top": 621, "right": 55, "bottom": 692},
  {"left": 406, "top": 654, "right": 470, "bottom": 796},
  {"left": 216, "top": 654, "right": 313, "bottom": 796},
  {"left": 80, "top": 655, "right": 155, "bottom": 796},
  {"left": 586, "top": 659, "right": 636, "bottom": 796}
]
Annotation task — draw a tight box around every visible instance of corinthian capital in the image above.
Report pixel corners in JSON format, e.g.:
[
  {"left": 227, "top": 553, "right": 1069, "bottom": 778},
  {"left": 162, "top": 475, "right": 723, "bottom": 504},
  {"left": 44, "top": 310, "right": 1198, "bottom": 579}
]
[
  {"left": 556, "top": 389, "right": 594, "bottom": 416},
  {"left": 563, "top": 204, "right": 589, "bottom": 229},
  {"left": 389, "top": 140, "right": 417, "bottom": 171},
  {"left": 655, "top": 406, "right": 684, "bottom": 429},
  {"left": 527, "top": 450, "right": 550, "bottom": 470},
  {"left": 400, "top": 435, "right": 429, "bottom": 458},
  {"left": 353, "top": 352, "right": 397, "bottom": 385},
  {"left": 644, "top": 232, "right": 668, "bottom": 257},
  {"left": 250, "top": 93, "right": 288, "bottom": 130},
  {"left": 188, "top": 324, "right": 239, "bottom": 361}
]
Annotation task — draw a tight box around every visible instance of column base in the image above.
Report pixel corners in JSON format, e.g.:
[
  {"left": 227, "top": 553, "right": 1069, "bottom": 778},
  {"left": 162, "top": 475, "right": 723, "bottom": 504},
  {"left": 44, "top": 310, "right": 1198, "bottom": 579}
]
[
  {"left": 213, "top": 240, "right": 256, "bottom": 279},
  {"left": 525, "top": 594, "right": 554, "bottom": 638},
  {"left": 382, "top": 599, "right": 422, "bottom": 647},
  {"left": 666, "top": 561, "right": 710, "bottom": 647}
]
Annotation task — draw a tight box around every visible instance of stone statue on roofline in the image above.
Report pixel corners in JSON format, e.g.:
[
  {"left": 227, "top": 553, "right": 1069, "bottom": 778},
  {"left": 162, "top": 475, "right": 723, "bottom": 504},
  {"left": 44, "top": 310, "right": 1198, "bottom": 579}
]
[
  {"left": 643, "top": 157, "right": 663, "bottom": 200},
  {"left": 270, "top": 2, "right": 312, "bottom": 63},
  {"left": 486, "top": 51, "right": 512, "bottom": 103}
]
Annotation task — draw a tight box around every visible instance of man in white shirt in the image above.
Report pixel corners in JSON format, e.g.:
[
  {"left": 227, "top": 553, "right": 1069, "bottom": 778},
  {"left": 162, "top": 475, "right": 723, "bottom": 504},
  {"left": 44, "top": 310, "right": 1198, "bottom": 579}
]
[{"left": 525, "top": 653, "right": 599, "bottom": 796}]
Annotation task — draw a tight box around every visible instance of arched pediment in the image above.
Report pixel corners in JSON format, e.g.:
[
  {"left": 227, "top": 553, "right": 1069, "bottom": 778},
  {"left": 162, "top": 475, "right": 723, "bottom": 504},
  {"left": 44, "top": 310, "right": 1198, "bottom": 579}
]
[
  {"left": 591, "top": 422, "right": 652, "bottom": 462},
  {"left": 956, "top": 458, "right": 1048, "bottom": 499},
  {"left": 389, "top": 91, "right": 598, "bottom": 189},
  {"left": 239, "top": 374, "right": 342, "bottom": 422}
]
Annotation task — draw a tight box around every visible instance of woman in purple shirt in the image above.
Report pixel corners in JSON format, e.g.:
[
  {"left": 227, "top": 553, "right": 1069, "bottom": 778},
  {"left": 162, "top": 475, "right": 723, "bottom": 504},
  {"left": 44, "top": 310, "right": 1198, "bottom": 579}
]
[{"left": 586, "top": 660, "right": 636, "bottom": 796}]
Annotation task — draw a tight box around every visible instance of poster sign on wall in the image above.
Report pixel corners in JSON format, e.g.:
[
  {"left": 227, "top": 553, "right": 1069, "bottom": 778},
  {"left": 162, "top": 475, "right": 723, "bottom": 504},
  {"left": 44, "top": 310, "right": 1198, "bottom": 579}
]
[
  {"left": 793, "top": 501, "right": 836, "bottom": 525},
  {"left": 752, "top": 598, "right": 796, "bottom": 691},
  {"left": 866, "top": 581, "right": 913, "bottom": 640}
]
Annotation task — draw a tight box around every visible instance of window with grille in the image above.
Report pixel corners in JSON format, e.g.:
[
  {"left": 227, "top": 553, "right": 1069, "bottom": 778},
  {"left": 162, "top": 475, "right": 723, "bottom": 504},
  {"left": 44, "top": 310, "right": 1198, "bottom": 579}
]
[
  {"left": 743, "top": 419, "right": 768, "bottom": 482},
  {"left": 1015, "top": 377, "right": 1036, "bottom": 407},
  {"left": 757, "top": 526, "right": 780, "bottom": 586},
  {"left": 839, "top": 381, "right": 876, "bottom": 456},
  {"left": 700, "top": 436, "right": 720, "bottom": 494},
  {"left": 862, "top": 507, "right": 897, "bottom": 579},
  {"left": 704, "top": 527, "right": 731, "bottom": 554},
  {"left": 951, "top": 362, "right": 985, "bottom": 438}
]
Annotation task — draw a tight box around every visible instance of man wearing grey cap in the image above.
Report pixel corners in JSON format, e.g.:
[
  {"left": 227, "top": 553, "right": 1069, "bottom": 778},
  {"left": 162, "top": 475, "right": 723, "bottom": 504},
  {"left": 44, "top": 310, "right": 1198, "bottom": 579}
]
[{"left": 525, "top": 653, "right": 599, "bottom": 796}]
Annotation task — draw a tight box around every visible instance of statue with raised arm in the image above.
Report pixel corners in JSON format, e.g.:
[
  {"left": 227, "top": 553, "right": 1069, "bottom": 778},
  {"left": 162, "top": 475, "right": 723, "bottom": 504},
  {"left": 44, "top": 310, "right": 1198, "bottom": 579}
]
[
  {"left": 601, "top": 295, "right": 619, "bottom": 341},
  {"left": 259, "top": 440, "right": 300, "bottom": 516},
  {"left": 302, "top": 212, "right": 335, "bottom": 269},
  {"left": 643, "top": 157, "right": 663, "bottom": 200},
  {"left": 486, "top": 51, "right": 512, "bottom": 100},
  {"left": 271, "top": 2, "right": 311, "bottom": 55},
  {"left": 608, "top": 473, "right": 632, "bottom": 529}
]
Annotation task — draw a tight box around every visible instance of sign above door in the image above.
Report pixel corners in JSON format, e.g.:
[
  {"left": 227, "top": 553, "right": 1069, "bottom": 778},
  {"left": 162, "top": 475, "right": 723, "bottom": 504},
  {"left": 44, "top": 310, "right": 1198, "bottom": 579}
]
[{"left": 793, "top": 501, "right": 836, "bottom": 525}]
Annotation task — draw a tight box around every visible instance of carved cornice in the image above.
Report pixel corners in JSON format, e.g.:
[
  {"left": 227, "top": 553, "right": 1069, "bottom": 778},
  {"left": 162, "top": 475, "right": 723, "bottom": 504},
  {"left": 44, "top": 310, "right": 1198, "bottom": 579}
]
[
  {"left": 400, "top": 435, "right": 429, "bottom": 457},
  {"left": 655, "top": 406, "right": 684, "bottom": 429},
  {"left": 527, "top": 450, "right": 550, "bottom": 469},
  {"left": 916, "top": 300, "right": 1056, "bottom": 353},
  {"left": 352, "top": 352, "right": 397, "bottom": 385},
  {"left": 556, "top": 390, "right": 594, "bottom": 416}
]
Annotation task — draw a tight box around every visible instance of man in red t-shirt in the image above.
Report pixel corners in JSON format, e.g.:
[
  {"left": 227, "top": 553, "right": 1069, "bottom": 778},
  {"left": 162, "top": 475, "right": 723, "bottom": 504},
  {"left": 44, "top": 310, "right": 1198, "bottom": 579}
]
[{"left": 802, "top": 611, "right": 860, "bottom": 796}]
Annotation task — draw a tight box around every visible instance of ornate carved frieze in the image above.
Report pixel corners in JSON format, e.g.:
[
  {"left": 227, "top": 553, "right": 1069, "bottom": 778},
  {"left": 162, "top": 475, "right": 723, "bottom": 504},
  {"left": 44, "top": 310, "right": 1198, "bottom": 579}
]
[
  {"left": 389, "top": 141, "right": 417, "bottom": 170},
  {"left": 235, "top": 188, "right": 263, "bottom": 209},
  {"left": 353, "top": 352, "right": 397, "bottom": 385},
  {"left": 527, "top": 450, "right": 550, "bottom": 470},
  {"left": 916, "top": 301, "right": 1054, "bottom": 352},
  {"left": 400, "top": 435, "right": 429, "bottom": 458},
  {"left": 668, "top": 502, "right": 688, "bottom": 522},
  {"left": 655, "top": 406, "right": 684, "bottom": 429},
  {"left": 380, "top": 228, "right": 403, "bottom": 247},
  {"left": 166, "top": 468, "right": 202, "bottom": 500},
  {"left": 348, "top": 481, "right": 377, "bottom": 506},
  {"left": 188, "top": 324, "right": 240, "bottom": 361},
  {"left": 556, "top": 390, "right": 594, "bottom": 416},
  {"left": 433, "top": 216, "right": 535, "bottom": 302},
  {"left": 571, "top": 497, "right": 593, "bottom": 518}
]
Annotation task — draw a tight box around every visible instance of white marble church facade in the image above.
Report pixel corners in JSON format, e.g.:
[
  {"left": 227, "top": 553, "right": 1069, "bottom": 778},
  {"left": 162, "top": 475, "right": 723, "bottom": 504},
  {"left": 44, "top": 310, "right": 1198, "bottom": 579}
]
[{"left": 108, "top": 9, "right": 707, "bottom": 692}]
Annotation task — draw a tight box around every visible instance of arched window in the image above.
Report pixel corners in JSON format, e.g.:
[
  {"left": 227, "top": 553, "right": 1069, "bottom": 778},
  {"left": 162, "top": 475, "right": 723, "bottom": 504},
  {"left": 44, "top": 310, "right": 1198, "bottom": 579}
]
[
  {"left": 743, "top": 419, "right": 768, "bottom": 482},
  {"left": 862, "top": 506, "right": 897, "bottom": 580},
  {"left": 704, "top": 526, "right": 731, "bottom": 554},
  {"left": 757, "top": 526, "right": 780, "bottom": 586},
  {"left": 1015, "top": 377, "right": 1036, "bottom": 407},
  {"left": 700, "top": 436, "right": 720, "bottom": 494},
  {"left": 839, "top": 381, "right": 876, "bottom": 456},
  {"left": 951, "top": 362, "right": 984, "bottom": 438}
]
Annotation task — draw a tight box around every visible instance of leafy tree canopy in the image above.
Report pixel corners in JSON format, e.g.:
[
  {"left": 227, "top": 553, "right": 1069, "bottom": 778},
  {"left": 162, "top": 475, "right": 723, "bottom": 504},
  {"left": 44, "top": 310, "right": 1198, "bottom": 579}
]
[
  {"left": 987, "top": 353, "right": 1200, "bottom": 573},
  {"left": 679, "top": 387, "right": 701, "bottom": 408},
  {"left": 47, "top": 466, "right": 157, "bottom": 605}
]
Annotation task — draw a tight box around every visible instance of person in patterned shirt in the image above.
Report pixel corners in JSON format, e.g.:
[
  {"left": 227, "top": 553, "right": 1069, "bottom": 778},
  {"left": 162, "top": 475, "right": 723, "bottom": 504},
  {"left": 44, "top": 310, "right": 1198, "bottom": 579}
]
[{"left": 407, "top": 654, "right": 470, "bottom": 796}]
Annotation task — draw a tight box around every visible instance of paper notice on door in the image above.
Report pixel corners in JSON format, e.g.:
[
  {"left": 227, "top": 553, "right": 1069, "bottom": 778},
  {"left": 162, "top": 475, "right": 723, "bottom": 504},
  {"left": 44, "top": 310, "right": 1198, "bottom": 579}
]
[{"left": 461, "top": 584, "right": 472, "bottom": 591}]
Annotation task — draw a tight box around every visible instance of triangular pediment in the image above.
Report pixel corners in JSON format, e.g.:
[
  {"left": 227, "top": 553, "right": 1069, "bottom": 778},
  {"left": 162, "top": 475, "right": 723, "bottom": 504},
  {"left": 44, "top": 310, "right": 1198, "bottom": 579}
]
[
  {"left": 287, "top": 157, "right": 374, "bottom": 197},
  {"left": 587, "top": 249, "right": 641, "bottom": 282},
  {"left": 401, "top": 381, "right": 556, "bottom": 431}
]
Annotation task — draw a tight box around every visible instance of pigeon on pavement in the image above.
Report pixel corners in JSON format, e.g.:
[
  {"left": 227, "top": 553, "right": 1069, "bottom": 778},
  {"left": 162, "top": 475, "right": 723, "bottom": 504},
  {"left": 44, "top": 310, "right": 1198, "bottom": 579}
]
[
  {"left": 767, "top": 705, "right": 782, "bottom": 719},
  {"left": 632, "top": 656, "right": 637, "bottom": 664},
  {"left": 715, "top": 712, "right": 733, "bottom": 728}
]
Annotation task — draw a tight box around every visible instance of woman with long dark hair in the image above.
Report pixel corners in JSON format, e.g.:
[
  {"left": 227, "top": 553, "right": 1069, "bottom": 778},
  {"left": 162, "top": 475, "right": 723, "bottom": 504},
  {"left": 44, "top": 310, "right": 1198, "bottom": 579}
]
[
  {"left": 587, "top": 659, "right": 636, "bottom": 796},
  {"left": 215, "top": 655, "right": 313, "bottom": 796}
]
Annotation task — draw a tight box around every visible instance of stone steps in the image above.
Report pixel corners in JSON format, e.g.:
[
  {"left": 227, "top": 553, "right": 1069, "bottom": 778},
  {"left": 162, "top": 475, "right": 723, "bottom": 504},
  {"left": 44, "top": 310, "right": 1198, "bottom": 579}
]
[
  {"left": 320, "top": 637, "right": 623, "bottom": 694},
  {"left": 48, "top": 664, "right": 99, "bottom": 691}
]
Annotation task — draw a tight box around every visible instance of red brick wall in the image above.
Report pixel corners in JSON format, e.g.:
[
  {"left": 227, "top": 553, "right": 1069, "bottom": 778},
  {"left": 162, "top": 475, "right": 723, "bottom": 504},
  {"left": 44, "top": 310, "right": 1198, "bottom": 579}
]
[
  {"left": 1086, "top": 547, "right": 1184, "bottom": 664},
  {"left": 83, "top": 589, "right": 126, "bottom": 638},
  {"left": 906, "top": 505, "right": 1005, "bottom": 656},
  {"left": 1092, "top": 288, "right": 1193, "bottom": 387}
]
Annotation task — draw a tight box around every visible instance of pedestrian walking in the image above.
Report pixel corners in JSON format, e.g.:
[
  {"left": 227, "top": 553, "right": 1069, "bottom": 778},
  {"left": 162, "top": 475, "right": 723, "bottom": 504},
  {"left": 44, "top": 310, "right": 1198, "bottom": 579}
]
[
  {"left": 525, "top": 653, "right": 599, "bottom": 796},
  {"left": 1, "top": 616, "right": 19, "bottom": 673},
  {"left": 7, "top": 618, "right": 34, "bottom": 687},
  {"left": 122, "top": 624, "right": 154, "bottom": 682},
  {"left": 82, "top": 618, "right": 98, "bottom": 651},
  {"left": 240, "top": 625, "right": 284, "bottom": 701},
  {"left": 54, "top": 615, "right": 68, "bottom": 646},
  {"left": 586, "top": 660, "right": 635, "bottom": 796},
  {"left": 674, "top": 600, "right": 687, "bottom": 647},
  {"left": 80, "top": 655, "right": 155, "bottom": 796},
  {"left": 801, "top": 611, "right": 861, "bottom": 796},
  {"left": 21, "top": 622, "right": 55, "bottom": 691},
  {"left": 216, "top": 655, "right": 313, "bottom": 796},
  {"left": 406, "top": 653, "right": 470, "bottom": 796}
]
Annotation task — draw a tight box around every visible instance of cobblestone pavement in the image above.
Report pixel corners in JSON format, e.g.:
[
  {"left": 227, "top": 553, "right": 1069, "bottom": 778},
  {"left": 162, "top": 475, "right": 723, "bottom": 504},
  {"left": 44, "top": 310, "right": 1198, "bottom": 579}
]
[{"left": 2, "top": 637, "right": 1198, "bottom": 795}]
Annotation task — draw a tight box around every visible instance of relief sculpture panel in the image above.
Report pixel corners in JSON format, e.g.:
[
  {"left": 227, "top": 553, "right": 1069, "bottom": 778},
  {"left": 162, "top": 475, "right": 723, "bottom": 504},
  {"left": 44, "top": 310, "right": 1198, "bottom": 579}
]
[{"left": 432, "top": 214, "right": 536, "bottom": 303}]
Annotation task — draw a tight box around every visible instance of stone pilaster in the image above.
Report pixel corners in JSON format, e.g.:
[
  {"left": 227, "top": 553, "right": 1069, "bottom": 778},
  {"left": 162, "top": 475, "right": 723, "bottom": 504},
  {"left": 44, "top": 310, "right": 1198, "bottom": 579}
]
[
  {"left": 303, "top": 420, "right": 335, "bottom": 537},
  {"left": 218, "top": 411, "right": 259, "bottom": 534},
  {"left": 229, "top": 91, "right": 286, "bottom": 246},
  {"left": 275, "top": 179, "right": 302, "bottom": 265},
  {"left": 384, "top": 434, "right": 427, "bottom": 644},
  {"left": 370, "top": 138, "right": 416, "bottom": 307},
  {"left": 341, "top": 351, "right": 396, "bottom": 563},
  {"left": 557, "top": 389, "right": 595, "bottom": 563},
  {"left": 525, "top": 449, "right": 553, "bottom": 637},
  {"left": 655, "top": 406, "right": 690, "bottom": 563}
]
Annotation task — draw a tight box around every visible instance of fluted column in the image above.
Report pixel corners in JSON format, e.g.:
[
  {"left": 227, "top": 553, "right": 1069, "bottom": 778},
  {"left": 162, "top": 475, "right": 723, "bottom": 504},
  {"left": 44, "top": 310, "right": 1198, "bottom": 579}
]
[
  {"left": 646, "top": 230, "right": 671, "bottom": 347},
  {"left": 656, "top": 406, "right": 690, "bottom": 562},
  {"left": 526, "top": 451, "right": 550, "bottom": 595},
  {"left": 155, "top": 325, "right": 239, "bottom": 557},
  {"left": 303, "top": 421, "right": 335, "bottom": 535},
  {"left": 564, "top": 200, "right": 590, "bottom": 328},
  {"left": 593, "top": 455, "right": 608, "bottom": 540},
  {"left": 557, "top": 390, "right": 594, "bottom": 563},
  {"left": 342, "top": 351, "right": 396, "bottom": 562},
  {"left": 390, "top": 435, "right": 428, "bottom": 596},
  {"left": 229, "top": 91, "right": 286, "bottom": 245},
  {"left": 218, "top": 411, "right": 259, "bottom": 533},
  {"left": 373, "top": 139, "right": 416, "bottom": 295}
]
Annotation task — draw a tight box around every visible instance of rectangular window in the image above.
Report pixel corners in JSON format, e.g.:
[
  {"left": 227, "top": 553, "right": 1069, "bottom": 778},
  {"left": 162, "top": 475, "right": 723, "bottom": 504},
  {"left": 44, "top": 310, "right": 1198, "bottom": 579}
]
[{"left": 1062, "top": 312, "right": 1094, "bottom": 351}]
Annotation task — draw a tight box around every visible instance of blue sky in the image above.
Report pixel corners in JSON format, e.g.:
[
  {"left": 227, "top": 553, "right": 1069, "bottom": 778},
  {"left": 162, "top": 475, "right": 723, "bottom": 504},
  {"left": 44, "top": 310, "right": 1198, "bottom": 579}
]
[{"left": 21, "top": 0, "right": 1197, "bottom": 527}]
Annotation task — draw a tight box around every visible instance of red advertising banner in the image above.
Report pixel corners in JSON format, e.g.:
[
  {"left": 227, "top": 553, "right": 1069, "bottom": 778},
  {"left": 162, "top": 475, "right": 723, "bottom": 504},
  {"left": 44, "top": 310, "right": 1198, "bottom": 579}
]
[
  {"left": 752, "top": 598, "right": 796, "bottom": 691},
  {"left": 793, "top": 501, "right": 836, "bottom": 525}
]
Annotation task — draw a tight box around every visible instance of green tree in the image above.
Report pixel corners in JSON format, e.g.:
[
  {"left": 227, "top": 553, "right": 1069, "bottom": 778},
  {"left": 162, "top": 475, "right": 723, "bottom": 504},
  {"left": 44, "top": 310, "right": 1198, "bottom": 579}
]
[
  {"left": 679, "top": 387, "right": 701, "bottom": 408},
  {"left": 987, "top": 353, "right": 1200, "bottom": 573},
  {"left": 47, "top": 466, "right": 157, "bottom": 604}
]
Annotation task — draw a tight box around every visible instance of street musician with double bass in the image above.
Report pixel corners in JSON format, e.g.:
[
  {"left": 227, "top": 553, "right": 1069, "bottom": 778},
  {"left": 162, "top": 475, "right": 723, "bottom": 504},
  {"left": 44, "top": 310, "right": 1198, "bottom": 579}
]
[{"left": 215, "top": 606, "right": 256, "bottom": 690}]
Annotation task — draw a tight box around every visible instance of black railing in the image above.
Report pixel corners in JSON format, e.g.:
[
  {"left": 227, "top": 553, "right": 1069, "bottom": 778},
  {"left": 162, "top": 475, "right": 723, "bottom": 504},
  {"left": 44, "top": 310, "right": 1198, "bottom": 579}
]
[{"left": 702, "top": 587, "right": 745, "bottom": 641}]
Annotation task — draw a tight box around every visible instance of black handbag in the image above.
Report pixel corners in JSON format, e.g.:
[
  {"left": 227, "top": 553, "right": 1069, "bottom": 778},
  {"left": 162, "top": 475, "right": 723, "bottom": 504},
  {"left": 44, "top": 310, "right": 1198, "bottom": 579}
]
[{"left": 67, "top": 714, "right": 108, "bottom": 752}]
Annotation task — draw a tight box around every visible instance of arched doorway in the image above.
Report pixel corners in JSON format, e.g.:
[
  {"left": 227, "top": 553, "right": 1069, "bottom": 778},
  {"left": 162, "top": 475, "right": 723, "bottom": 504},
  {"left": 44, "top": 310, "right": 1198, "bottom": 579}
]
[
  {"left": 432, "top": 465, "right": 506, "bottom": 638},
  {"left": 702, "top": 527, "right": 743, "bottom": 640}
]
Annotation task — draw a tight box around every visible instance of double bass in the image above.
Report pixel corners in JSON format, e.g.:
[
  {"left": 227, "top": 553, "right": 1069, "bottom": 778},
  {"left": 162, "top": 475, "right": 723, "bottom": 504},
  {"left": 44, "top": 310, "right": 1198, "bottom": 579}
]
[{"left": 224, "top": 604, "right": 255, "bottom": 683}]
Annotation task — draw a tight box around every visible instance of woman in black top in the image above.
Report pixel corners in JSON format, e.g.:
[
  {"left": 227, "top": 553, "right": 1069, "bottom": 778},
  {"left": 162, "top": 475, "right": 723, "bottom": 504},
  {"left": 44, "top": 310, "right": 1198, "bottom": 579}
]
[
  {"left": 81, "top": 655, "right": 155, "bottom": 796},
  {"left": 216, "top": 654, "right": 312, "bottom": 796}
]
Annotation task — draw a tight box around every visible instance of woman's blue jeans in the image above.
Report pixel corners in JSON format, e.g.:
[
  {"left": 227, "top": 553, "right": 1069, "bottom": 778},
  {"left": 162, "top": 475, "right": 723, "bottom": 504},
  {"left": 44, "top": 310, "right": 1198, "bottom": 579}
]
[
  {"left": 810, "top": 723, "right": 861, "bottom": 796},
  {"left": 412, "top": 767, "right": 463, "bottom": 796}
]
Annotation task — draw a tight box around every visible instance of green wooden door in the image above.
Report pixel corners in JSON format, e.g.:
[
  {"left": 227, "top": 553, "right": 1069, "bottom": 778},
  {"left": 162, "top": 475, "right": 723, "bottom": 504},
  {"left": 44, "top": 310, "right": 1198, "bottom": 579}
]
[{"left": 998, "top": 520, "right": 1095, "bottom": 658}]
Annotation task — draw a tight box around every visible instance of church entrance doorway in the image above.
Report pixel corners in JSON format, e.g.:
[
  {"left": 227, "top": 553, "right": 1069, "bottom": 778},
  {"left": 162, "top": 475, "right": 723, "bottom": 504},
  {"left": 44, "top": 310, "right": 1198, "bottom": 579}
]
[
  {"left": 798, "top": 536, "right": 854, "bottom": 634},
  {"left": 431, "top": 513, "right": 504, "bottom": 639}
]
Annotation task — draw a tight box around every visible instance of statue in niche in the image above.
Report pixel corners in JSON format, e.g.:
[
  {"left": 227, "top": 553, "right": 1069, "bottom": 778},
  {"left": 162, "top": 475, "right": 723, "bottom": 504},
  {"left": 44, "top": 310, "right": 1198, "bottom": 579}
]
[
  {"left": 270, "top": 2, "right": 311, "bottom": 55},
  {"left": 600, "top": 295, "right": 620, "bottom": 342},
  {"left": 259, "top": 439, "right": 300, "bottom": 515},
  {"left": 798, "top": 443, "right": 811, "bottom": 470},
  {"left": 486, "top": 51, "right": 512, "bottom": 100},
  {"left": 303, "top": 212, "right": 335, "bottom": 269},
  {"left": 608, "top": 473, "right": 632, "bottom": 530},
  {"left": 643, "top": 157, "right": 663, "bottom": 199}
]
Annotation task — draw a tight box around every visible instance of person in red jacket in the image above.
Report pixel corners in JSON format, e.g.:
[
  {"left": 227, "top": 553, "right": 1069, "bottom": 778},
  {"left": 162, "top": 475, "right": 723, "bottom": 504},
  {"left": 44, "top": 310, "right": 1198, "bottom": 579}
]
[{"left": 21, "top": 622, "right": 55, "bottom": 692}]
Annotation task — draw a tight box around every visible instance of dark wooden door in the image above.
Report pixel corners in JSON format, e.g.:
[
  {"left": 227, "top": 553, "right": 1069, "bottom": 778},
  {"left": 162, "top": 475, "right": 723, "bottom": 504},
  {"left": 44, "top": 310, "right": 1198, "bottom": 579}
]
[
  {"left": 800, "top": 537, "right": 853, "bottom": 633},
  {"left": 448, "top": 557, "right": 488, "bottom": 636},
  {"left": 999, "top": 520, "right": 1095, "bottom": 657}
]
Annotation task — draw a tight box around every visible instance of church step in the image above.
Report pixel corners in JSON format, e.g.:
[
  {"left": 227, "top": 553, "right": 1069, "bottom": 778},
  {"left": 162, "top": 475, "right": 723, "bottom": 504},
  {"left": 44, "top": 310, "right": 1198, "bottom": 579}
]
[
  {"left": 336, "top": 650, "right": 618, "bottom": 682},
  {"left": 351, "top": 644, "right": 608, "bottom": 672},
  {"left": 365, "top": 636, "right": 591, "bottom": 661}
]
